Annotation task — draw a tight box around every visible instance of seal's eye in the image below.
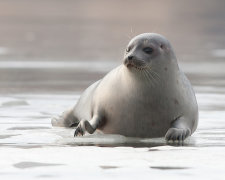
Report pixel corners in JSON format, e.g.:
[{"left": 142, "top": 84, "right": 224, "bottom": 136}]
[{"left": 143, "top": 47, "right": 154, "bottom": 54}]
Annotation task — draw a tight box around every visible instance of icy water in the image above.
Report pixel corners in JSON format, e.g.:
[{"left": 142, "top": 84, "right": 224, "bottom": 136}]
[{"left": 1, "top": 0, "right": 225, "bottom": 179}]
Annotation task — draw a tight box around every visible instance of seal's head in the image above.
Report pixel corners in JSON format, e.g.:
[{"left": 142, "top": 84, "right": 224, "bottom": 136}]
[{"left": 123, "top": 33, "right": 177, "bottom": 71}]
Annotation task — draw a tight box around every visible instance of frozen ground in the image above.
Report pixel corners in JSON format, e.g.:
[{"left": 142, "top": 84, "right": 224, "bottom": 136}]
[{"left": 0, "top": 85, "right": 225, "bottom": 179}]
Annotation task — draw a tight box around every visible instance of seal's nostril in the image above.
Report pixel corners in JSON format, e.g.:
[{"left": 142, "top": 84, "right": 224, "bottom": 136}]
[{"left": 128, "top": 56, "right": 133, "bottom": 60}]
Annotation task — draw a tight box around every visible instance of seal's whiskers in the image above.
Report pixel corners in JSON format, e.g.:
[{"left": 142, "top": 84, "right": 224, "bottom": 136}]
[
  {"left": 142, "top": 70, "right": 151, "bottom": 83},
  {"left": 143, "top": 69, "right": 157, "bottom": 87},
  {"left": 148, "top": 67, "right": 161, "bottom": 84}
]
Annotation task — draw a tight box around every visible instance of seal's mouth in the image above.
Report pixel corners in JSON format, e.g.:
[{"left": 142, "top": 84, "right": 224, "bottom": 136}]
[
  {"left": 124, "top": 59, "right": 146, "bottom": 70},
  {"left": 126, "top": 63, "right": 145, "bottom": 70}
]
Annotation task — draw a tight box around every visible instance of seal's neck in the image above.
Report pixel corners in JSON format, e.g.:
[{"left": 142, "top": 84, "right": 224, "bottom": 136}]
[{"left": 120, "top": 62, "right": 179, "bottom": 89}]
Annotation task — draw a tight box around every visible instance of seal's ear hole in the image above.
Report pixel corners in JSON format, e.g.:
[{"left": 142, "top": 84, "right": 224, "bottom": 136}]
[{"left": 160, "top": 44, "right": 164, "bottom": 49}]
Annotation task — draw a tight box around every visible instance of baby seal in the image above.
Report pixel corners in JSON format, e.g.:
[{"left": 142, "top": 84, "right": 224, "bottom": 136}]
[{"left": 52, "top": 33, "right": 198, "bottom": 141}]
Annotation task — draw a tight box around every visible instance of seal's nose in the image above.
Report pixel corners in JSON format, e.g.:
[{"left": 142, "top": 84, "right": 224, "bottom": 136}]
[
  {"left": 128, "top": 56, "right": 133, "bottom": 60},
  {"left": 124, "top": 55, "right": 135, "bottom": 67}
]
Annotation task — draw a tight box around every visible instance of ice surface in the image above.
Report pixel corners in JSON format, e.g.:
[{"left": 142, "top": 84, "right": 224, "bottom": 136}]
[
  {"left": 0, "top": 90, "right": 225, "bottom": 180},
  {"left": 0, "top": 61, "right": 118, "bottom": 73}
]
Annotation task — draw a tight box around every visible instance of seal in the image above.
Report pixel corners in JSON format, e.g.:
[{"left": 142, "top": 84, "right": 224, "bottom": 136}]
[{"left": 52, "top": 33, "right": 198, "bottom": 141}]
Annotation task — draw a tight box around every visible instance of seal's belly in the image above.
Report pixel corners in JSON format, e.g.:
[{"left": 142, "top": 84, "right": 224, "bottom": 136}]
[{"left": 98, "top": 99, "right": 173, "bottom": 138}]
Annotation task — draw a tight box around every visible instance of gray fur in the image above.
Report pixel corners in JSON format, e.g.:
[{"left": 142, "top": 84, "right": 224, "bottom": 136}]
[{"left": 52, "top": 33, "right": 198, "bottom": 141}]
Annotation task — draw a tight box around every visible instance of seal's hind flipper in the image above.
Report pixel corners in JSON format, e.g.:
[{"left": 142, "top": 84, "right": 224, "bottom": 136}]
[{"left": 51, "top": 108, "right": 79, "bottom": 128}]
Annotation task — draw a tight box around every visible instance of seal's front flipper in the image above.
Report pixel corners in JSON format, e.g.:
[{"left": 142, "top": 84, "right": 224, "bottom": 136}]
[
  {"left": 74, "top": 115, "right": 101, "bottom": 137},
  {"left": 165, "top": 127, "right": 191, "bottom": 141},
  {"left": 165, "top": 116, "right": 191, "bottom": 141}
]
